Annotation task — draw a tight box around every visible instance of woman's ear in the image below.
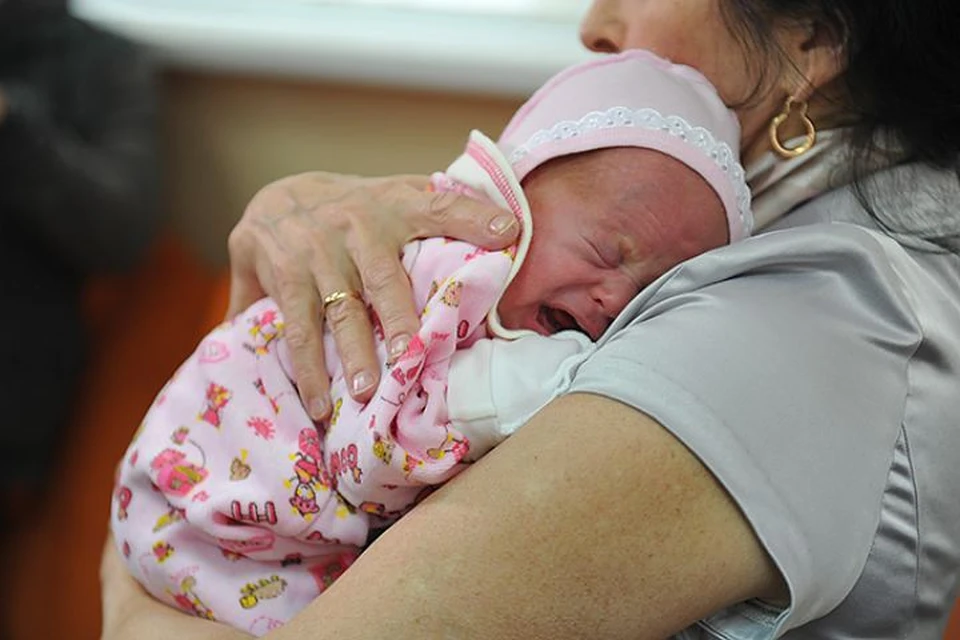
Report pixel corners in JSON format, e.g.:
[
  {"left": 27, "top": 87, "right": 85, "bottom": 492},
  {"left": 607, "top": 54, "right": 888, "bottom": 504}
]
[{"left": 780, "top": 18, "right": 848, "bottom": 100}]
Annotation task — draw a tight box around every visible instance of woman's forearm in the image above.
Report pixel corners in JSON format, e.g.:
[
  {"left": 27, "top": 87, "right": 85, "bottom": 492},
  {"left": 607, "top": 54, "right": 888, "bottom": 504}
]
[
  {"left": 260, "top": 393, "right": 783, "bottom": 640},
  {"left": 107, "top": 599, "right": 248, "bottom": 640},
  {"left": 102, "top": 393, "right": 782, "bottom": 639},
  {"left": 100, "top": 542, "right": 247, "bottom": 640}
]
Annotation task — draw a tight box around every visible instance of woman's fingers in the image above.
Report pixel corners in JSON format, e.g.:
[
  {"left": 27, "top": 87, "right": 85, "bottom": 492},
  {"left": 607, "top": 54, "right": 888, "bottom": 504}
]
[
  {"left": 229, "top": 177, "right": 340, "bottom": 417},
  {"left": 273, "top": 268, "right": 334, "bottom": 419},
  {"left": 320, "top": 289, "right": 380, "bottom": 402},
  {"left": 225, "top": 224, "right": 268, "bottom": 319},
  {"left": 301, "top": 237, "right": 380, "bottom": 406},
  {"left": 340, "top": 230, "right": 419, "bottom": 400},
  {"left": 410, "top": 181, "right": 521, "bottom": 248},
  {"left": 350, "top": 177, "right": 518, "bottom": 376}
]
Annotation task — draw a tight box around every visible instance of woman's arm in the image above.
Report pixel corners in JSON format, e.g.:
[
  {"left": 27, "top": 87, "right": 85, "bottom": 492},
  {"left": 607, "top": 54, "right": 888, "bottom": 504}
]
[
  {"left": 102, "top": 393, "right": 784, "bottom": 640},
  {"left": 99, "top": 536, "right": 247, "bottom": 640}
]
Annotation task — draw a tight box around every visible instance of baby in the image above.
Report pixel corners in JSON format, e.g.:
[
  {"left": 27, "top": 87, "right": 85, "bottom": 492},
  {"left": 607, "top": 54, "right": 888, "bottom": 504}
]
[{"left": 111, "top": 50, "right": 751, "bottom": 635}]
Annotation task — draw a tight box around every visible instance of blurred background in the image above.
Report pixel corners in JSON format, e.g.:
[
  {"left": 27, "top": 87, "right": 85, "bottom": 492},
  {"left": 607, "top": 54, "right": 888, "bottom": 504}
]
[
  {"left": 3, "top": 1, "right": 959, "bottom": 638},
  {"left": 78, "top": 0, "right": 595, "bottom": 265},
  {"left": 0, "top": 0, "right": 589, "bottom": 637}
]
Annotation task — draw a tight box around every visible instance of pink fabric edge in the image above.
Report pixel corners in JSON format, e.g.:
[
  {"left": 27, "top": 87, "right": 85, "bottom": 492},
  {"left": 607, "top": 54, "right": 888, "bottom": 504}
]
[
  {"left": 500, "top": 50, "right": 724, "bottom": 141},
  {"left": 512, "top": 129, "right": 744, "bottom": 242}
]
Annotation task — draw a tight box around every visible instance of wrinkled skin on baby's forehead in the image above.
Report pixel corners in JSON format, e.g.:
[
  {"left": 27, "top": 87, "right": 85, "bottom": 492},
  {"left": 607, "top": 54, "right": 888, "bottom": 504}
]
[{"left": 523, "top": 147, "right": 725, "bottom": 220}]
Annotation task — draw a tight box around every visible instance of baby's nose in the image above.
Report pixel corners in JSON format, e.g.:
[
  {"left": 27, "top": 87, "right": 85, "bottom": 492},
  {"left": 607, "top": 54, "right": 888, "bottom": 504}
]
[{"left": 592, "top": 278, "right": 638, "bottom": 321}]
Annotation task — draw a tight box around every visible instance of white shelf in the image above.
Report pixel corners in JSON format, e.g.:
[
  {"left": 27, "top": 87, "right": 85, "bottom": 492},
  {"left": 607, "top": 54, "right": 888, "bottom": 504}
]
[{"left": 71, "top": 0, "right": 597, "bottom": 98}]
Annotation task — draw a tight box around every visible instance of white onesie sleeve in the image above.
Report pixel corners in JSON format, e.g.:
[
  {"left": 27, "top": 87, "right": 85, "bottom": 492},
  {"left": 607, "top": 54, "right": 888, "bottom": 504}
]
[{"left": 446, "top": 331, "right": 593, "bottom": 461}]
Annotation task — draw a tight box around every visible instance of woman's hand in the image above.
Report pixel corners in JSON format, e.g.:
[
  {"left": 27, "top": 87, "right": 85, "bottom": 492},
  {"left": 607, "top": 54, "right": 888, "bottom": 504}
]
[{"left": 226, "top": 172, "right": 519, "bottom": 419}]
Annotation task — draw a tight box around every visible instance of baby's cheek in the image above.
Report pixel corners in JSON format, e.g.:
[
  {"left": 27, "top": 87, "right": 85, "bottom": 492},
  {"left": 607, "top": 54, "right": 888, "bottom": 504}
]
[
  {"left": 496, "top": 265, "right": 546, "bottom": 332},
  {"left": 496, "top": 279, "right": 524, "bottom": 323}
]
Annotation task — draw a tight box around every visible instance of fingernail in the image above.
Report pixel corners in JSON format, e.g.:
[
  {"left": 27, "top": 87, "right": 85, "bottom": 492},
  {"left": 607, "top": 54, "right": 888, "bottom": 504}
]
[
  {"left": 388, "top": 334, "right": 411, "bottom": 360},
  {"left": 309, "top": 397, "right": 329, "bottom": 420},
  {"left": 351, "top": 371, "right": 376, "bottom": 395},
  {"left": 489, "top": 214, "right": 517, "bottom": 236}
]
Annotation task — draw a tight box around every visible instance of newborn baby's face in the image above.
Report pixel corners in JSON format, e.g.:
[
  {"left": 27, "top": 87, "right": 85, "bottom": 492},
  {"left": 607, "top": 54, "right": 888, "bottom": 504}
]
[{"left": 497, "top": 147, "right": 729, "bottom": 340}]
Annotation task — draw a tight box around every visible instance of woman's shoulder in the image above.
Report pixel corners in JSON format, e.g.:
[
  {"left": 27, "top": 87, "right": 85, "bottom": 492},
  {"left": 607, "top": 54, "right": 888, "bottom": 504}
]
[
  {"left": 617, "top": 158, "right": 960, "bottom": 336},
  {"left": 574, "top": 163, "right": 960, "bottom": 640},
  {"left": 756, "top": 161, "right": 960, "bottom": 340},
  {"left": 607, "top": 216, "right": 954, "bottom": 341},
  {"left": 774, "top": 160, "right": 960, "bottom": 252}
]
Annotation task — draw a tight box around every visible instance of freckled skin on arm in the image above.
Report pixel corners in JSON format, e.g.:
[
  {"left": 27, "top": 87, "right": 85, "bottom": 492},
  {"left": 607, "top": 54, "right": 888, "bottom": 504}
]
[{"left": 263, "top": 393, "right": 785, "bottom": 640}]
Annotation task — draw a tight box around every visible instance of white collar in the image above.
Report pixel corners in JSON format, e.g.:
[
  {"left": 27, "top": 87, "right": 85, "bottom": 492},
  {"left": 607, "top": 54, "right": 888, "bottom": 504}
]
[{"left": 745, "top": 128, "right": 854, "bottom": 231}]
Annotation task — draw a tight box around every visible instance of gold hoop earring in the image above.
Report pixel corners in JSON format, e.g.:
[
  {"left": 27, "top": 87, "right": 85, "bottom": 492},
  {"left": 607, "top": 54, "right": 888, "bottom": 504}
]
[{"left": 769, "top": 97, "right": 817, "bottom": 159}]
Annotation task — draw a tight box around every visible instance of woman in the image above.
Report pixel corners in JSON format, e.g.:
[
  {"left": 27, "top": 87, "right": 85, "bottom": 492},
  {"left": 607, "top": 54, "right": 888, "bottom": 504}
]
[{"left": 101, "top": 1, "right": 960, "bottom": 638}]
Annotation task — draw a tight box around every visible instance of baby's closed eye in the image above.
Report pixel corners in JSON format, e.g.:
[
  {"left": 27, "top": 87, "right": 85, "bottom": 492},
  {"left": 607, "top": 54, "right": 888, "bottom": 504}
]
[{"left": 588, "top": 233, "right": 622, "bottom": 268}]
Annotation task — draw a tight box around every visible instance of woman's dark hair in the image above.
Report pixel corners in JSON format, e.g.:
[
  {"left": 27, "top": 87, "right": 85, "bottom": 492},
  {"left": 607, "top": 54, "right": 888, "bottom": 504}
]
[{"left": 720, "top": 0, "right": 960, "bottom": 250}]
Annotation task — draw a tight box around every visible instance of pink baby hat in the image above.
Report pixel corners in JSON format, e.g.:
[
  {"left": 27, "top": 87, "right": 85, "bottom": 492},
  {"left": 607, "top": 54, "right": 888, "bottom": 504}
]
[{"left": 498, "top": 49, "right": 753, "bottom": 242}]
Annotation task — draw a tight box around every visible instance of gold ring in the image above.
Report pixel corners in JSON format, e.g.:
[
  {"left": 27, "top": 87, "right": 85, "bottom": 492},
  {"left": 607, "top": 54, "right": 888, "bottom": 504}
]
[{"left": 321, "top": 290, "right": 359, "bottom": 311}]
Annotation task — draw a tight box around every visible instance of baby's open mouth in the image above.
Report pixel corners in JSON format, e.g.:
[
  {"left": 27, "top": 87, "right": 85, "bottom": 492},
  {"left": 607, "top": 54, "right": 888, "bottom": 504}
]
[{"left": 538, "top": 305, "right": 586, "bottom": 336}]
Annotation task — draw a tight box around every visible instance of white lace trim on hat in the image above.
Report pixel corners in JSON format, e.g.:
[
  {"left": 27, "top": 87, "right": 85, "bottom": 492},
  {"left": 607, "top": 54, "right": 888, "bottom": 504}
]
[{"left": 508, "top": 106, "right": 753, "bottom": 236}]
